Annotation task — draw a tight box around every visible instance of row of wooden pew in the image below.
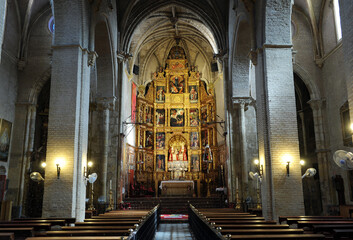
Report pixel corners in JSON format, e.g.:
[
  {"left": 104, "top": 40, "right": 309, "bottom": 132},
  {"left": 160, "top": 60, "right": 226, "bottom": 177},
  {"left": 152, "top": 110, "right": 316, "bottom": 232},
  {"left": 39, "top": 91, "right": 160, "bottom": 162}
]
[
  {"left": 279, "top": 215, "right": 353, "bottom": 239},
  {"left": 189, "top": 206, "right": 327, "bottom": 240},
  {"left": 0, "top": 206, "right": 159, "bottom": 240}
]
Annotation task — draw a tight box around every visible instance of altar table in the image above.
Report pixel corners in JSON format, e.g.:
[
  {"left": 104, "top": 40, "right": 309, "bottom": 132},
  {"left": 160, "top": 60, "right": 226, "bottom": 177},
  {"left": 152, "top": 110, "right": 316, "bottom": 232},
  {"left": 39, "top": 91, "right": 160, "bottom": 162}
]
[{"left": 159, "top": 180, "right": 194, "bottom": 197}]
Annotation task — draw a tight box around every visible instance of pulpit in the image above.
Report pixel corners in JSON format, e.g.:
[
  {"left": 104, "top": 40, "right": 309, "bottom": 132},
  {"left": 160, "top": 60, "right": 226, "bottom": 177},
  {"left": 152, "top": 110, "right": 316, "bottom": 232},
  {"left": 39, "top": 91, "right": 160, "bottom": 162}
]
[{"left": 159, "top": 180, "right": 194, "bottom": 197}]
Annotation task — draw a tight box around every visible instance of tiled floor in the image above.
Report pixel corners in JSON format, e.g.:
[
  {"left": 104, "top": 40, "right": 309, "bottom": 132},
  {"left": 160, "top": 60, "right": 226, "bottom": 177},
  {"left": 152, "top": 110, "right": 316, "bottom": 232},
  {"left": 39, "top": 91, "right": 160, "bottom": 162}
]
[{"left": 154, "top": 223, "right": 194, "bottom": 240}]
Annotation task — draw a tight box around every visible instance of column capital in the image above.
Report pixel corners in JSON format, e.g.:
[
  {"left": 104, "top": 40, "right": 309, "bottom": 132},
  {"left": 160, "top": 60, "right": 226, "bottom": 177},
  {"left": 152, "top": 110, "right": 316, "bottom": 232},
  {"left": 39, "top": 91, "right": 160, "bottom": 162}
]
[
  {"left": 87, "top": 51, "right": 98, "bottom": 67},
  {"left": 97, "top": 97, "right": 117, "bottom": 111},
  {"left": 307, "top": 99, "right": 326, "bottom": 110},
  {"left": 232, "top": 97, "right": 255, "bottom": 107}
]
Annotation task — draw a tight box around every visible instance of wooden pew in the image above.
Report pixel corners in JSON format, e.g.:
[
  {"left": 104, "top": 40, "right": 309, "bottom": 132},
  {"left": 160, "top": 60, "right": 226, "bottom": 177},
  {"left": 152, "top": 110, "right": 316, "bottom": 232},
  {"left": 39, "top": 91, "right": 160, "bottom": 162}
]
[
  {"left": 26, "top": 237, "right": 126, "bottom": 240},
  {"left": 43, "top": 230, "right": 130, "bottom": 237},
  {"left": 14, "top": 218, "right": 75, "bottom": 225},
  {"left": 297, "top": 220, "right": 353, "bottom": 229},
  {"left": 312, "top": 224, "right": 353, "bottom": 233},
  {"left": 279, "top": 216, "right": 343, "bottom": 224},
  {"left": 208, "top": 217, "right": 265, "bottom": 221},
  {"left": 223, "top": 234, "right": 325, "bottom": 239},
  {"left": 0, "top": 220, "right": 66, "bottom": 226},
  {"left": 221, "top": 229, "right": 304, "bottom": 235},
  {"left": 74, "top": 221, "right": 137, "bottom": 226},
  {"left": 210, "top": 220, "right": 277, "bottom": 224},
  {"left": 332, "top": 229, "right": 353, "bottom": 240},
  {"left": 286, "top": 217, "right": 346, "bottom": 225},
  {"left": 0, "top": 223, "right": 51, "bottom": 231},
  {"left": 0, "top": 233, "right": 14, "bottom": 240},
  {"left": 0, "top": 227, "right": 34, "bottom": 238},
  {"left": 84, "top": 218, "right": 141, "bottom": 222},
  {"left": 62, "top": 226, "right": 133, "bottom": 231},
  {"left": 216, "top": 224, "right": 290, "bottom": 229}
]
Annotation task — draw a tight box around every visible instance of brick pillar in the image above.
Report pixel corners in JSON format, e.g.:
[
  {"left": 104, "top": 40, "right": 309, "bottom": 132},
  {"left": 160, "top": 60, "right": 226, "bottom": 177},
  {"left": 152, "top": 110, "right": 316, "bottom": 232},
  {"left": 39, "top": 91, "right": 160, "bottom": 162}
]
[
  {"left": 42, "top": 0, "right": 90, "bottom": 221},
  {"left": 255, "top": 0, "right": 304, "bottom": 220},
  {"left": 339, "top": 1, "right": 353, "bottom": 141}
]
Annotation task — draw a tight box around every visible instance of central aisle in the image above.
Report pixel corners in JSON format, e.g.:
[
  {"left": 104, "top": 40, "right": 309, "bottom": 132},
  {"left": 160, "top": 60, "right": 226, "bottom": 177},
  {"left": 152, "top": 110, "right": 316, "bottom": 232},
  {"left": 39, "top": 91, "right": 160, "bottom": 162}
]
[{"left": 154, "top": 223, "right": 193, "bottom": 240}]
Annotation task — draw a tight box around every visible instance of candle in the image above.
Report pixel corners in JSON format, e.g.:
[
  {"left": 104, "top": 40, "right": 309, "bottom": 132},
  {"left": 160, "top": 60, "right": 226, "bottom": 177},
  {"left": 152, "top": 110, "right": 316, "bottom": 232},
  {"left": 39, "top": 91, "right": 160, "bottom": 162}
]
[
  {"left": 110, "top": 180, "right": 112, "bottom": 190},
  {"left": 236, "top": 177, "right": 238, "bottom": 190},
  {"left": 257, "top": 178, "right": 259, "bottom": 189}
]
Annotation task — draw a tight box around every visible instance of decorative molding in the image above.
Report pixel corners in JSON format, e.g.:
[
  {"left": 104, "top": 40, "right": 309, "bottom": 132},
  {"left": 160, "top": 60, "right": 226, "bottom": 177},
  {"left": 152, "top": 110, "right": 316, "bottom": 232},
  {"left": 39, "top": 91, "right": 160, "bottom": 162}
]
[
  {"left": 117, "top": 51, "right": 133, "bottom": 62},
  {"left": 97, "top": 97, "right": 117, "bottom": 111},
  {"left": 88, "top": 51, "right": 98, "bottom": 67}
]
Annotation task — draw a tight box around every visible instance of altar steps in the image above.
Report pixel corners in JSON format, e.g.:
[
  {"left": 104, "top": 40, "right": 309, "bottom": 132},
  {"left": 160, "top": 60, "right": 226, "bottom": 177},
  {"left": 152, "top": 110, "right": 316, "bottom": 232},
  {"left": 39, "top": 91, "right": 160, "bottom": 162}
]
[{"left": 124, "top": 197, "right": 223, "bottom": 214}]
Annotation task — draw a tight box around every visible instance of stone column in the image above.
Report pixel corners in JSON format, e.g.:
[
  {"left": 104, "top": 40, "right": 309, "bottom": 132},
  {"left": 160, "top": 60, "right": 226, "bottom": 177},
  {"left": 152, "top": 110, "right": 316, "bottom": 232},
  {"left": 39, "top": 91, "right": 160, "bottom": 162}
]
[
  {"left": 97, "top": 98, "right": 115, "bottom": 202},
  {"left": 308, "top": 99, "right": 331, "bottom": 214},
  {"left": 19, "top": 104, "right": 37, "bottom": 214},
  {"left": 232, "top": 97, "right": 253, "bottom": 200},
  {"left": 297, "top": 110, "right": 307, "bottom": 156},
  {"left": 222, "top": 56, "right": 237, "bottom": 202},
  {"left": 339, "top": 1, "right": 353, "bottom": 139},
  {"left": 255, "top": 0, "right": 304, "bottom": 220},
  {"left": 6, "top": 103, "right": 36, "bottom": 217}
]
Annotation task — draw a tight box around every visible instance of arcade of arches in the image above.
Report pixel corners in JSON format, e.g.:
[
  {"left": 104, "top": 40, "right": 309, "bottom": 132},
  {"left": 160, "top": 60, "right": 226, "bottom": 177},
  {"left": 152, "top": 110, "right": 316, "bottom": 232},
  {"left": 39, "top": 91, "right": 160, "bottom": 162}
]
[{"left": 0, "top": 0, "right": 353, "bottom": 223}]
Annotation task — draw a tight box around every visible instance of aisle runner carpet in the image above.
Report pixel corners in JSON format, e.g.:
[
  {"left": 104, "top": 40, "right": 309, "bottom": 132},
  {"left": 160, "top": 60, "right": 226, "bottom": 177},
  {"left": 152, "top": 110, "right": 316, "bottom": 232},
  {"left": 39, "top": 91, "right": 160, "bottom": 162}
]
[{"left": 160, "top": 214, "right": 188, "bottom": 220}]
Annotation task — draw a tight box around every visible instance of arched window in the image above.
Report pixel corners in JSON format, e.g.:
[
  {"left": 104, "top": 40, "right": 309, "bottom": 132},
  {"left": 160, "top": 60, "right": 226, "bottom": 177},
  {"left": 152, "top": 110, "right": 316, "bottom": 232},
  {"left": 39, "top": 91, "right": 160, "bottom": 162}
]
[
  {"left": 333, "top": 0, "right": 342, "bottom": 42},
  {"left": 48, "top": 16, "right": 55, "bottom": 34}
]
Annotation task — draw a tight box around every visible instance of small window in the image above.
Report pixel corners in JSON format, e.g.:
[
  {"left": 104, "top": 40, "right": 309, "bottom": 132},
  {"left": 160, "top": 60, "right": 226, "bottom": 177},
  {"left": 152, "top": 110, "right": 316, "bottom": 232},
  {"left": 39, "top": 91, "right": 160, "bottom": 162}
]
[
  {"left": 48, "top": 16, "right": 55, "bottom": 34},
  {"left": 333, "top": 0, "right": 342, "bottom": 42},
  {"left": 340, "top": 101, "right": 352, "bottom": 147}
]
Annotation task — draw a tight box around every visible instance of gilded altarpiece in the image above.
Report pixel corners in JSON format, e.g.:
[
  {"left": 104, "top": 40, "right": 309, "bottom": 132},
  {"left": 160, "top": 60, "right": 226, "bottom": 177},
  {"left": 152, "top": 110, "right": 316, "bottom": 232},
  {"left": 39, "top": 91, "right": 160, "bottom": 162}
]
[{"left": 132, "top": 46, "right": 219, "bottom": 197}]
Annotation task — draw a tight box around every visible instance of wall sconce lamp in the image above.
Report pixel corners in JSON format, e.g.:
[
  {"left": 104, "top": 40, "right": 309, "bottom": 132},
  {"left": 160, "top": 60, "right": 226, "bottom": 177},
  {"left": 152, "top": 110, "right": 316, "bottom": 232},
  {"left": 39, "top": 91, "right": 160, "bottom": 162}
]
[
  {"left": 41, "top": 162, "right": 46, "bottom": 168},
  {"left": 84, "top": 161, "right": 93, "bottom": 178},
  {"left": 350, "top": 123, "right": 353, "bottom": 132},
  {"left": 254, "top": 159, "right": 263, "bottom": 176},
  {"left": 55, "top": 158, "right": 64, "bottom": 179}
]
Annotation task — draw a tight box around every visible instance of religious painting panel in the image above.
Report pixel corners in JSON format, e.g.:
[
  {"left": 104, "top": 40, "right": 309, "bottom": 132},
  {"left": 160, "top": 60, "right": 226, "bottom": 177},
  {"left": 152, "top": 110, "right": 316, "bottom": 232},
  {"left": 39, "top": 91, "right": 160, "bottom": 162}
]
[
  {"left": 156, "top": 132, "right": 165, "bottom": 149},
  {"left": 201, "top": 129, "right": 209, "bottom": 147},
  {"left": 138, "top": 104, "right": 145, "bottom": 123},
  {"left": 0, "top": 119, "right": 12, "bottom": 162},
  {"left": 156, "top": 86, "right": 166, "bottom": 102},
  {"left": 145, "top": 153, "right": 154, "bottom": 171},
  {"left": 170, "top": 109, "right": 185, "bottom": 127},
  {"left": 139, "top": 128, "right": 144, "bottom": 147},
  {"left": 190, "top": 132, "right": 199, "bottom": 149},
  {"left": 145, "top": 106, "right": 153, "bottom": 124},
  {"left": 209, "top": 128, "right": 214, "bottom": 146},
  {"left": 156, "top": 155, "right": 165, "bottom": 172},
  {"left": 201, "top": 105, "right": 208, "bottom": 123},
  {"left": 191, "top": 155, "right": 200, "bottom": 172},
  {"left": 145, "top": 131, "right": 153, "bottom": 148},
  {"left": 189, "top": 109, "right": 199, "bottom": 126},
  {"left": 189, "top": 86, "right": 198, "bottom": 102},
  {"left": 156, "top": 109, "right": 165, "bottom": 126},
  {"left": 170, "top": 75, "right": 185, "bottom": 94}
]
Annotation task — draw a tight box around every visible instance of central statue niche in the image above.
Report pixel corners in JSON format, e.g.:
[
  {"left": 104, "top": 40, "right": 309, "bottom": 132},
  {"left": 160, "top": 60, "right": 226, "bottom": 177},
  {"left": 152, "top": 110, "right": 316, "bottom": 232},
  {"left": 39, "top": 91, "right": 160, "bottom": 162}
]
[{"left": 168, "top": 135, "right": 188, "bottom": 180}]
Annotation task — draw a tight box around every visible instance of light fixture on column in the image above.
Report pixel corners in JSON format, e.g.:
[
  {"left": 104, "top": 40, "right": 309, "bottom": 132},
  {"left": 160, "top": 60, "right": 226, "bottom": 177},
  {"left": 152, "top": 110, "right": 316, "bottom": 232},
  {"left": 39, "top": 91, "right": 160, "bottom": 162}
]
[
  {"left": 282, "top": 154, "right": 292, "bottom": 177},
  {"left": 55, "top": 158, "right": 64, "bottom": 179},
  {"left": 286, "top": 161, "right": 290, "bottom": 177},
  {"left": 41, "top": 162, "right": 46, "bottom": 168},
  {"left": 350, "top": 123, "right": 353, "bottom": 132},
  {"left": 254, "top": 159, "right": 263, "bottom": 176}
]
